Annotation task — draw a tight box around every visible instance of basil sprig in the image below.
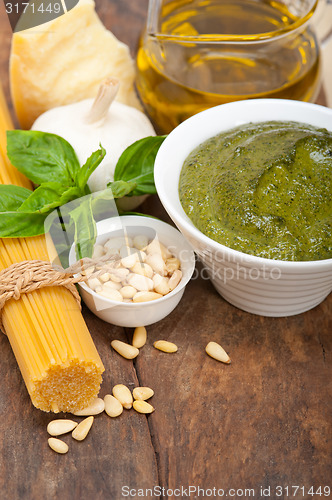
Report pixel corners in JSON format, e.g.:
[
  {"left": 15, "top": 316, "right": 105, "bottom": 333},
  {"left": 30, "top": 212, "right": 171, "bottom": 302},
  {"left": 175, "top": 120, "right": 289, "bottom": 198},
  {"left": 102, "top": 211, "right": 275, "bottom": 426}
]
[
  {"left": 1, "top": 131, "right": 165, "bottom": 260},
  {"left": 111, "top": 135, "right": 166, "bottom": 195}
]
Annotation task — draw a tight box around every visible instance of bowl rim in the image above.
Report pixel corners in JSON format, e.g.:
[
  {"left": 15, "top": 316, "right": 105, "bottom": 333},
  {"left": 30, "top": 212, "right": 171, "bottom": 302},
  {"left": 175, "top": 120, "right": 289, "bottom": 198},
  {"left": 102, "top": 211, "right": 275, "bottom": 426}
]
[
  {"left": 70, "top": 215, "right": 196, "bottom": 307},
  {"left": 154, "top": 98, "right": 332, "bottom": 269}
]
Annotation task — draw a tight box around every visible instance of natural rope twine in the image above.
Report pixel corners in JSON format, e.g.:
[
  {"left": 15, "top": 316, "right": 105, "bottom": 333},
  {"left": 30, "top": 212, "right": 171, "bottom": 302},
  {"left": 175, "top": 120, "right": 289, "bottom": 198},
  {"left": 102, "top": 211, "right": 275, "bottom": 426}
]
[
  {"left": 0, "top": 252, "right": 120, "bottom": 331},
  {"left": 0, "top": 260, "right": 87, "bottom": 331}
]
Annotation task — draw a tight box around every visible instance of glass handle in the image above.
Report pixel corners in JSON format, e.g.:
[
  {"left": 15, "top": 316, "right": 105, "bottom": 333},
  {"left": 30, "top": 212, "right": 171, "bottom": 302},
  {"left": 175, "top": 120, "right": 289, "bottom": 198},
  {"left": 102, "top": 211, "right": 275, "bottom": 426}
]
[{"left": 312, "top": 0, "right": 332, "bottom": 46}]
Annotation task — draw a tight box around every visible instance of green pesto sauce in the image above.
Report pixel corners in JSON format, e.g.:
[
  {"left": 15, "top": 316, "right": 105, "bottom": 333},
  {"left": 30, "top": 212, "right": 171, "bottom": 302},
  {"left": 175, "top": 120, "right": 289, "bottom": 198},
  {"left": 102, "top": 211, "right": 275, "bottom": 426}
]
[{"left": 179, "top": 121, "right": 332, "bottom": 261}]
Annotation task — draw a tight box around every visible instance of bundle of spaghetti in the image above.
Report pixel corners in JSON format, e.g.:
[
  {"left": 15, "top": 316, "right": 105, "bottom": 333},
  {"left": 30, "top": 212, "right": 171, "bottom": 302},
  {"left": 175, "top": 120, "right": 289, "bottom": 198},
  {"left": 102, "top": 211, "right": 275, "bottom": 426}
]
[{"left": 0, "top": 84, "right": 104, "bottom": 412}]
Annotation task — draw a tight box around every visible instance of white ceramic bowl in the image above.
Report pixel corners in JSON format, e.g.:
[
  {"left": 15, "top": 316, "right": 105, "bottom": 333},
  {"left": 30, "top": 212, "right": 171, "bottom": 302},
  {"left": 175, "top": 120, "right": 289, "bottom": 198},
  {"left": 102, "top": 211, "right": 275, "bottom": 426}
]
[
  {"left": 154, "top": 99, "right": 332, "bottom": 317},
  {"left": 70, "top": 215, "right": 195, "bottom": 327}
]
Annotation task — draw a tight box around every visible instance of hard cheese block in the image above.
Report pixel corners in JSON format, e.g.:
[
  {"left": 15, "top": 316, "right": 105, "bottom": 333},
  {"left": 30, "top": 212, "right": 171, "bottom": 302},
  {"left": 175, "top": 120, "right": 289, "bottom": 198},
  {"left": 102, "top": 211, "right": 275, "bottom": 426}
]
[{"left": 10, "top": 0, "right": 141, "bottom": 129}]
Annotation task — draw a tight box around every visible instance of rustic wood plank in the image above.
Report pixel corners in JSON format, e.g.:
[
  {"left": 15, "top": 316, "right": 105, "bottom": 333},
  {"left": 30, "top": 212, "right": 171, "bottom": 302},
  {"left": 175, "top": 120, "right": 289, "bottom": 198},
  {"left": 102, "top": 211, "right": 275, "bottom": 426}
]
[
  {"left": 0, "top": 309, "right": 159, "bottom": 500},
  {"left": 135, "top": 271, "right": 332, "bottom": 495},
  {"left": 0, "top": 0, "right": 331, "bottom": 498}
]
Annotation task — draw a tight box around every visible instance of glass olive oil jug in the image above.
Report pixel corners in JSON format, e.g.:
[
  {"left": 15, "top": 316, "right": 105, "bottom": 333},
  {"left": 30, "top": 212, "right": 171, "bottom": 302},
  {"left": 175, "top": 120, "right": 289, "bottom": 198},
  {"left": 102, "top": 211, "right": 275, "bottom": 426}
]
[{"left": 136, "top": 0, "right": 332, "bottom": 133}]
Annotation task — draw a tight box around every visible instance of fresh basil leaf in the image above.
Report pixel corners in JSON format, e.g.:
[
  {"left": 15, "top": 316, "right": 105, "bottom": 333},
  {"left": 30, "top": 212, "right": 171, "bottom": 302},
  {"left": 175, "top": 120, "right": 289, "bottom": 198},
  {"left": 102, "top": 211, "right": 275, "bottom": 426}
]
[
  {"left": 0, "top": 184, "right": 32, "bottom": 211},
  {"left": 18, "top": 183, "right": 82, "bottom": 214},
  {"left": 18, "top": 182, "right": 67, "bottom": 213},
  {"left": 113, "top": 136, "right": 166, "bottom": 196},
  {"left": 75, "top": 145, "right": 106, "bottom": 192},
  {"left": 7, "top": 130, "right": 80, "bottom": 185},
  {"left": 107, "top": 180, "right": 137, "bottom": 199},
  {"left": 0, "top": 212, "right": 47, "bottom": 237},
  {"left": 69, "top": 196, "right": 97, "bottom": 260}
]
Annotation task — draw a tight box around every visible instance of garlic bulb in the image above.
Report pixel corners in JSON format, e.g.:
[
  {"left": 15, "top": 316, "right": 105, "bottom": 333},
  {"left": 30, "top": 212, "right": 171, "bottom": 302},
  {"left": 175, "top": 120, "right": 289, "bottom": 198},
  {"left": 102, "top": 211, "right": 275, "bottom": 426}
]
[{"left": 31, "top": 78, "right": 156, "bottom": 204}]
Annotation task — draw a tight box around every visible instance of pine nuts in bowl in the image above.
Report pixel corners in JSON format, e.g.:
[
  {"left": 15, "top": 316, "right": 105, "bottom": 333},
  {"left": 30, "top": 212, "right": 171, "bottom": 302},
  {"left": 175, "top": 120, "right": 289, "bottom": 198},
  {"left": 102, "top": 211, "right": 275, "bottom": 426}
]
[{"left": 69, "top": 215, "right": 195, "bottom": 327}]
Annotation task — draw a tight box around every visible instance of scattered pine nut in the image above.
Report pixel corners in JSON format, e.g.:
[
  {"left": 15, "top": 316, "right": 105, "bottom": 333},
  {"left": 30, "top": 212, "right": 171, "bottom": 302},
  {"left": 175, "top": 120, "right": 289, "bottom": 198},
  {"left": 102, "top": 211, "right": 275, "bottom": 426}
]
[
  {"left": 133, "top": 387, "right": 154, "bottom": 401},
  {"left": 111, "top": 340, "right": 139, "bottom": 359},
  {"left": 133, "top": 400, "right": 155, "bottom": 414},
  {"left": 112, "top": 384, "right": 133, "bottom": 409},
  {"left": 72, "top": 416, "right": 94, "bottom": 441},
  {"left": 104, "top": 394, "right": 124, "bottom": 417},
  {"left": 153, "top": 340, "right": 178, "bottom": 353},
  {"left": 48, "top": 437, "right": 69, "bottom": 454},
  {"left": 132, "top": 326, "right": 147, "bottom": 348},
  {"left": 47, "top": 419, "right": 77, "bottom": 436},
  {"left": 73, "top": 398, "right": 105, "bottom": 416},
  {"left": 205, "top": 341, "right": 231, "bottom": 364}
]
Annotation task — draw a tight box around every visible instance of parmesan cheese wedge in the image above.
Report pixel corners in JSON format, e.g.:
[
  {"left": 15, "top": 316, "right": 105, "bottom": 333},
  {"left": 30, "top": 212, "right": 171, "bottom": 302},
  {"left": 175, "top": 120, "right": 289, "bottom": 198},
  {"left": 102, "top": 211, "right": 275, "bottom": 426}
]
[{"left": 10, "top": 0, "right": 141, "bottom": 129}]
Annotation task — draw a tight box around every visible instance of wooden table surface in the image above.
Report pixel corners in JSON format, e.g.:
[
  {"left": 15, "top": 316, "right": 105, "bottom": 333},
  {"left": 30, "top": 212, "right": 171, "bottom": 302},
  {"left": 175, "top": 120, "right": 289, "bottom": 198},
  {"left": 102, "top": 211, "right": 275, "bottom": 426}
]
[{"left": 0, "top": 1, "right": 331, "bottom": 499}]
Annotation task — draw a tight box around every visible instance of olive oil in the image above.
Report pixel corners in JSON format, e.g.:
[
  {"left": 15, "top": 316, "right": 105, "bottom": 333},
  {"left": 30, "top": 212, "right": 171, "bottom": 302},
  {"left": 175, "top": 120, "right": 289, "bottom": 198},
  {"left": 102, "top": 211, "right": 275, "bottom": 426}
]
[{"left": 136, "top": 0, "right": 321, "bottom": 134}]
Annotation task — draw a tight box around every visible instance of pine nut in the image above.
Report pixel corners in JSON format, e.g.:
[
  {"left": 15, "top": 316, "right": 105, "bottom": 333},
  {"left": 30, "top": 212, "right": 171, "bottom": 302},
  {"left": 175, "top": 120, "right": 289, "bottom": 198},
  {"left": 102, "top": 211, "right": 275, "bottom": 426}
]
[
  {"left": 81, "top": 266, "right": 95, "bottom": 277},
  {"left": 87, "top": 277, "right": 101, "bottom": 291},
  {"left": 104, "top": 394, "right": 123, "bottom": 417},
  {"left": 131, "top": 262, "right": 154, "bottom": 279},
  {"left": 127, "top": 273, "right": 154, "bottom": 291},
  {"left": 165, "top": 257, "right": 181, "bottom": 274},
  {"left": 133, "top": 400, "right": 155, "bottom": 414},
  {"left": 92, "top": 244, "right": 105, "bottom": 259},
  {"left": 159, "top": 242, "right": 173, "bottom": 260},
  {"left": 109, "top": 267, "right": 130, "bottom": 282},
  {"left": 72, "top": 416, "right": 94, "bottom": 441},
  {"left": 105, "top": 237, "right": 130, "bottom": 250},
  {"left": 133, "top": 387, "right": 154, "bottom": 401},
  {"left": 152, "top": 274, "right": 170, "bottom": 295},
  {"left": 132, "top": 326, "right": 147, "bottom": 348},
  {"left": 133, "top": 234, "right": 149, "bottom": 250},
  {"left": 111, "top": 340, "right": 139, "bottom": 359},
  {"left": 146, "top": 253, "right": 166, "bottom": 276},
  {"left": 97, "top": 289, "right": 123, "bottom": 301},
  {"left": 132, "top": 291, "right": 163, "bottom": 303},
  {"left": 121, "top": 251, "right": 139, "bottom": 269},
  {"left": 48, "top": 437, "right": 69, "bottom": 454},
  {"left": 153, "top": 340, "right": 178, "bottom": 353},
  {"left": 47, "top": 419, "right": 78, "bottom": 436},
  {"left": 73, "top": 397, "right": 105, "bottom": 416},
  {"left": 168, "top": 269, "right": 182, "bottom": 291},
  {"left": 103, "top": 280, "right": 122, "bottom": 291},
  {"left": 99, "top": 272, "right": 110, "bottom": 282},
  {"left": 145, "top": 239, "right": 162, "bottom": 255},
  {"left": 112, "top": 384, "right": 133, "bottom": 409},
  {"left": 120, "top": 285, "right": 137, "bottom": 299},
  {"left": 205, "top": 342, "right": 231, "bottom": 364}
]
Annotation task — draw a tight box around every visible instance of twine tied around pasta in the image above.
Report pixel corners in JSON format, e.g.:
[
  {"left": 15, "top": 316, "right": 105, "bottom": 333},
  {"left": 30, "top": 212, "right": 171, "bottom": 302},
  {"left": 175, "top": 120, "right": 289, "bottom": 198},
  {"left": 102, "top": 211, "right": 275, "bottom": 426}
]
[
  {"left": 0, "top": 260, "right": 84, "bottom": 332},
  {"left": 0, "top": 253, "right": 119, "bottom": 332}
]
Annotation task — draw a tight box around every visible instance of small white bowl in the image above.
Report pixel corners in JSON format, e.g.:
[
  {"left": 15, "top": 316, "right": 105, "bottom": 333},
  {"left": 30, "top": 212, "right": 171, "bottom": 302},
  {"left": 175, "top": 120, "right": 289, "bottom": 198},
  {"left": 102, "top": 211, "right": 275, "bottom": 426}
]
[
  {"left": 154, "top": 99, "right": 332, "bottom": 317},
  {"left": 70, "top": 215, "right": 195, "bottom": 327}
]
